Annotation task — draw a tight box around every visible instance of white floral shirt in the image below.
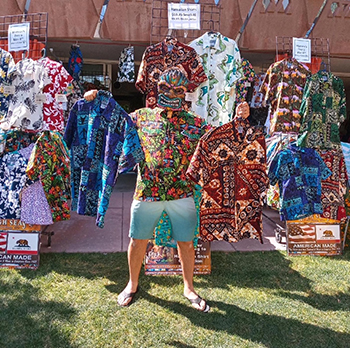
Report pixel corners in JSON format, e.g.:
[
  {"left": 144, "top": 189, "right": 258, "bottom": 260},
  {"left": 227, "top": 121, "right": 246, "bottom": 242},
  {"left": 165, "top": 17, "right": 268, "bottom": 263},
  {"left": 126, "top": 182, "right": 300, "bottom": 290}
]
[
  {"left": 189, "top": 32, "right": 241, "bottom": 126},
  {"left": 1, "top": 58, "right": 51, "bottom": 131}
]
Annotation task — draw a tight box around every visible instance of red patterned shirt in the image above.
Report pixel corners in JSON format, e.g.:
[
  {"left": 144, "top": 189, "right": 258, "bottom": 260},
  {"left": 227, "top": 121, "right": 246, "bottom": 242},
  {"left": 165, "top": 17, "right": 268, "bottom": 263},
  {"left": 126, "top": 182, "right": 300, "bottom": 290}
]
[
  {"left": 187, "top": 121, "right": 269, "bottom": 243},
  {"left": 40, "top": 58, "right": 73, "bottom": 132},
  {"left": 136, "top": 38, "right": 207, "bottom": 108}
]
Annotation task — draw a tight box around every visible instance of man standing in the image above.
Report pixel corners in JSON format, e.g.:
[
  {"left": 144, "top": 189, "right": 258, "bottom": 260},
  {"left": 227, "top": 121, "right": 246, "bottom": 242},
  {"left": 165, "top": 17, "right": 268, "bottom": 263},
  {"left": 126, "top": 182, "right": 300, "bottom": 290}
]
[{"left": 85, "top": 68, "right": 250, "bottom": 312}]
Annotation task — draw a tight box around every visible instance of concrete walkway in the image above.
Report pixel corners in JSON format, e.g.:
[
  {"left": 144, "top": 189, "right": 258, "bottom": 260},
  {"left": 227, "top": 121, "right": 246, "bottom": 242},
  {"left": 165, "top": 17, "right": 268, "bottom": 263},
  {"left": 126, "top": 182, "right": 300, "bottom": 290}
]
[{"left": 41, "top": 173, "right": 286, "bottom": 254}]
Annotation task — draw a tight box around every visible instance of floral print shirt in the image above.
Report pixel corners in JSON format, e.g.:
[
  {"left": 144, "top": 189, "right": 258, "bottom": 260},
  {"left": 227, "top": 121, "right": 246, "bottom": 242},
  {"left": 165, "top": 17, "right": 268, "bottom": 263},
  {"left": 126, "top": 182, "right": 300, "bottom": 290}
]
[
  {"left": 129, "top": 107, "right": 209, "bottom": 201},
  {"left": 136, "top": 38, "right": 207, "bottom": 109},
  {"left": 234, "top": 58, "right": 255, "bottom": 107},
  {"left": 260, "top": 57, "right": 310, "bottom": 134},
  {"left": 2, "top": 58, "right": 51, "bottom": 131},
  {"left": 0, "top": 48, "right": 15, "bottom": 119},
  {"left": 297, "top": 71, "right": 346, "bottom": 150},
  {"left": 118, "top": 46, "right": 135, "bottom": 83},
  {"left": 189, "top": 32, "right": 241, "bottom": 126},
  {"left": 0, "top": 151, "right": 31, "bottom": 219},
  {"left": 187, "top": 121, "right": 268, "bottom": 243},
  {"left": 268, "top": 144, "right": 331, "bottom": 221},
  {"left": 19, "top": 143, "right": 53, "bottom": 225},
  {"left": 64, "top": 91, "right": 144, "bottom": 228},
  {"left": 40, "top": 57, "right": 73, "bottom": 132},
  {"left": 26, "top": 131, "right": 71, "bottom": 222}
]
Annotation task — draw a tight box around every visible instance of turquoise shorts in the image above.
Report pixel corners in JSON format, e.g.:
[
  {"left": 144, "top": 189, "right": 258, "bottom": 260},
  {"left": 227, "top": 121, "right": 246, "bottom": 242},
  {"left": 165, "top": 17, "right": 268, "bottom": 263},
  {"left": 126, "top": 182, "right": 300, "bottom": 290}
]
[{"left": 129, "top": 197, "right": 197, "bottom": 242}]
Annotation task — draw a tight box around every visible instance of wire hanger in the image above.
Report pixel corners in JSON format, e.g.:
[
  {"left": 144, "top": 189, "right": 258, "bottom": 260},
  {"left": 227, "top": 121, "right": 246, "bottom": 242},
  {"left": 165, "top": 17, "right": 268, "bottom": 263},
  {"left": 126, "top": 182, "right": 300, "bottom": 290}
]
[
  {"left": 207, "top": 19, "right": 216, "bottom": 34},
  {"left": 49, "top": 48, "right": 63, "bottom": 64}
]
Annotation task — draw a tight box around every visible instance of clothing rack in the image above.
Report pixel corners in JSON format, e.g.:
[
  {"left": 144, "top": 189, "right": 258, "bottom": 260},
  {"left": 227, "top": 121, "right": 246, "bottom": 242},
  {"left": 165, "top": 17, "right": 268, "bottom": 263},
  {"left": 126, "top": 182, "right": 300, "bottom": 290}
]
[
  {"left": 0, "top": 12, "right": 48, "bottom": 62},
  {"left": 275, "top": 36, "right": 331, "bottom": 73}
]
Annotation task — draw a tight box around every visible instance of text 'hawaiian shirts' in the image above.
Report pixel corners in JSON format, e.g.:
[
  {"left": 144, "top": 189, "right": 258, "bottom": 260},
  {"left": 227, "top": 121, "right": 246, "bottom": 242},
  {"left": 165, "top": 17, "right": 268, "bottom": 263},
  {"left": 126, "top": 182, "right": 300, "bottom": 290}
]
[
  {"left": 135, "top": 38, "right": 207, "bottom": 109},
  {"left": 268, "top": 144, "right": 332, "bottom": 221},
  {"left": 187, "top": 121, "right": 269, "bottom": 244},
  {"left": 64, "top": 91, "right": 144, "bottom": 228},
  {"left": 0, "top": 48, "right": 15, "bottom": 119},
  {"left": 189, "top": 32, "right": 241, "bottom": 126},
  {"left": 40, "top": 57, "right": 73, "bottom": 132},
  {"left": 130, "top": 107, "right": 209, "bottom": 201},
  {"left": 260, "top": 57, "right": 310, "bottom": 134},
  {"left": 297, "top": 71, "right": 346, "bottom": 150}
]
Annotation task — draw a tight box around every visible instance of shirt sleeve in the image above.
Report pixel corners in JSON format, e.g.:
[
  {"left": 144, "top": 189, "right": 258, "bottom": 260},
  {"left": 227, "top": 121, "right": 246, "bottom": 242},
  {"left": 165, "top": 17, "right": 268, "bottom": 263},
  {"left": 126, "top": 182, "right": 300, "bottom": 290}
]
[
  {"left": 63, "top": 101, "right": 79, "bottom": 149},
  {"left": 135, "top": 49, "right": 149, "bottom": 94}
]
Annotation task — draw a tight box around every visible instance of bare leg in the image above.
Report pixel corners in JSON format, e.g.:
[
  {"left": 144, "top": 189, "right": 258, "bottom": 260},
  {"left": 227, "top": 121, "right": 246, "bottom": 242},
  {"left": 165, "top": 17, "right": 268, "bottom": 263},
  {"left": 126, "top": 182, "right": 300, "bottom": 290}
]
[
  {"left": 117, "top": 238, "right": 148, "bottom": 306},
  {"left": 177, "top": 241, "right": 208, "bottom": 311}
]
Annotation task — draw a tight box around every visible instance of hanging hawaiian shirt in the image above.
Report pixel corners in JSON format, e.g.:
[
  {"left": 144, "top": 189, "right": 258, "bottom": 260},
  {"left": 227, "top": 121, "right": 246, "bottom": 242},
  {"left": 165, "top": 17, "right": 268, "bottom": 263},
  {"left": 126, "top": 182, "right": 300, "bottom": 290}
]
[
  {"left": 26, "top": 131, "right": 71, "bottom": 222},
  {"left": 268, "top": 144, "right": 332, "bottom": 221},
  {"left": 68, "top": 45, "right": 83, "bottom": 81},
  {"left": 234, "top": 58, "right": 255, "bottom": 107},
  {"left": 63, "top": 80, "right": 83, "bottom": 126},
  {"left": 118, "top": 46, "right": 135, "bottom": 83},
  {"left": 0, "top": 151, "right": 31, "bottom": 219},
  {"left": 187, "top": 120, "right": 268, "bottom": 243},
  {"left": 189, "top": 32, "right": 241, "bottom": 126},
  {"left": 0, "top": 48, "right": 15, "bottom": 119},
  {"left": 0, "top": 129, "right": 39, "bottom": 155},
  {"left": 135, "top": 38, "right": 207, "bottom": 109},
  {"left": 250, "top": 73, "right": 266, "bottom": 108},
  {"left": 341, "top": 142, "right": 350, "bottom": 186},
  {"left": 317, "top": 148, "right": 348, "bottom": 221},
  {"left": 128, "top": 107, "right": 209, "bottom": 201},
  {"left": 297, "top": 71, "right": 346, "bottom": 150},
  {"left": 260, "top": 57, "right": 310, "bottom": 134},
  {"left": 19, "top": 143, "right": 53, "bottom": 225},
  {"left": 64, "top": 91, "right": 144, "bottom": 228},
  {"left": 39, "top": 57, "right": 73, "bottom": 133},
  {"left": 1, "top": 58, "right": 51, "bottom": 131}
]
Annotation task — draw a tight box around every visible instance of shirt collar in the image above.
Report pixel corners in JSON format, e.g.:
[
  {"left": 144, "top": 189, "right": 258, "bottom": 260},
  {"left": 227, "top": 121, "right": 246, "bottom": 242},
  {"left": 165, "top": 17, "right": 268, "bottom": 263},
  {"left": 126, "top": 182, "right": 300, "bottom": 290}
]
[{"left": 202, "top": 32, "right": 222, "bottom": 51}]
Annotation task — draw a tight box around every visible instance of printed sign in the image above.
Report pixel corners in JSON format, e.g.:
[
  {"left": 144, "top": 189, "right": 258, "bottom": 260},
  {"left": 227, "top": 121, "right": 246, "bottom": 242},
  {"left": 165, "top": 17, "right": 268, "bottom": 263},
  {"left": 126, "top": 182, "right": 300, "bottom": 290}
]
[
  {"left": 144, "top": 239, "right": 211, "bottom": 275},
  {"left": 8, "top": 22, "right": 30, "bottom": 52},
  {"left": 293, "top": 37, "right": 311, "bottom": 63},
  {"left": 0, "top": 231, "right": 40, "bottom": 269},
  {"left": 287, "top": 222, "right": 342, "bottom": 256},
  {"left": 168, "top": 3, "right": 201, "bottom": 30},
  {"left": 0, "top": 219, "right": 41, "bottom": 231}
]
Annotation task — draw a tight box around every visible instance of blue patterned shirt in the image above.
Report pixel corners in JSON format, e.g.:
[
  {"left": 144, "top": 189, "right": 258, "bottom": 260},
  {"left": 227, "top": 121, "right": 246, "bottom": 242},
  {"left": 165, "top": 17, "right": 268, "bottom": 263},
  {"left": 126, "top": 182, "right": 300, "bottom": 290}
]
[
  {"left": 64, "top": 91, "right": 144, "bottom": 228},
  {"left": 268, "top": 144, "right": 332, "bottom": 221}
]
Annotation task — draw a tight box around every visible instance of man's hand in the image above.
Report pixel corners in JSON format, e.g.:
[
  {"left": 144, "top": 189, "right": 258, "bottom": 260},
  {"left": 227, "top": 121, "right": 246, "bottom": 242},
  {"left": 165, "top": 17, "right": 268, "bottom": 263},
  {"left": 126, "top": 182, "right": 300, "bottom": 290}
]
[
  {"left": 84, "top": 89, "right": 98, "bottom": 101},
  {"left": 235, "top": 101, "right": 250, "bottom": 120}
]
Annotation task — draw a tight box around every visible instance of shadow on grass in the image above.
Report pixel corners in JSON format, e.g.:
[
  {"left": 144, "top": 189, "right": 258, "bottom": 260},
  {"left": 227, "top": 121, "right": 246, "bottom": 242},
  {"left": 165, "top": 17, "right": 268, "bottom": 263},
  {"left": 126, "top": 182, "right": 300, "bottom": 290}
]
[
  {"left": 143, "top": 292, "right": 350, "bottom": 348},
  {"left": 20, "top": 251, "right": 350, "bottom": 313},
  {"left": 0, "top": 277, "right": 77, "bottom": 348},
  {"left": 166, "top": 341, "right": 197, "bottom": 348}
]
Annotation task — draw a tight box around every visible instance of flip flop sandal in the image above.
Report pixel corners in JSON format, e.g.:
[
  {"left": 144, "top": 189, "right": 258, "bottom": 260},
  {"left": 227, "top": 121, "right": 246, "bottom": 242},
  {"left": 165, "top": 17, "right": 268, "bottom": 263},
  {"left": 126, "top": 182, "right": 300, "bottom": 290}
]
[
  {"left": 185, "top": 295, "right": 210, "bottom": 313},
  {"left": 117, "top": 287, "right": 139, "bottom": 307}
]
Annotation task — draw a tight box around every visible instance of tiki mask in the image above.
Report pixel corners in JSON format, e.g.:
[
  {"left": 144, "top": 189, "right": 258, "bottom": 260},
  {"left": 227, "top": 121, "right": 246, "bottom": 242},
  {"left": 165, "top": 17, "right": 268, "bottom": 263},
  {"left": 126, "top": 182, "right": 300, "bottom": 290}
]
[{"left": 157, "top": 68, "right": 189, "bottom": 110}]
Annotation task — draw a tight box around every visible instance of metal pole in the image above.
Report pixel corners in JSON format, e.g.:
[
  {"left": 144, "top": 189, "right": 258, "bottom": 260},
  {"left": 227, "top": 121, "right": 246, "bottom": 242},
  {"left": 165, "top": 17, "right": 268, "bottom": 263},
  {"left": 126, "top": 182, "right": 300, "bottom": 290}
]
[
  {"left": 304, "top": 0, "right": 328, "bottom": 38},
  {"left": 235, "top": 0, "right": 258, "bottom": 44}
]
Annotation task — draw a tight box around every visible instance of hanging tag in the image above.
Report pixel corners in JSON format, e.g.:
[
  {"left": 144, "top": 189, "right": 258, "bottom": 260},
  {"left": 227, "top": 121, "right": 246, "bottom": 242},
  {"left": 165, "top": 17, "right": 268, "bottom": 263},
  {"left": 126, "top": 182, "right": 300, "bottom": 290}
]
[
  {"left": 55, "top": 93, "right": 68, "bottom": 103},
  {"left": 2, "top": 85, "right": 15, "bottom": 95},
  {"left": 238, "top": 125, "right": 244, "bottom": 133},
  {"left": 61, "top": 102, "right": 67, "bottom": 111},
  {"left": 230, "top": 87, "right": 235, "bottom": 97},
  {"left": 35, "top": 93, "right": 47, "bottom": 104},
  {"left": 244, "top": 81, "right": 251, "bottom": 87},
  {"left": 185, "top": 92, "right": 197, "bottom": 102}
]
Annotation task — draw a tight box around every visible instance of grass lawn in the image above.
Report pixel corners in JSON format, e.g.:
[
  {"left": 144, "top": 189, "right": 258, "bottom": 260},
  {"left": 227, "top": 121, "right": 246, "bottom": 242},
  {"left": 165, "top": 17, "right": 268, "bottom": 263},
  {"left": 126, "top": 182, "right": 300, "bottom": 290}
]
[{"left": 1, "top": 250, "right": 350, "bottom": 348}]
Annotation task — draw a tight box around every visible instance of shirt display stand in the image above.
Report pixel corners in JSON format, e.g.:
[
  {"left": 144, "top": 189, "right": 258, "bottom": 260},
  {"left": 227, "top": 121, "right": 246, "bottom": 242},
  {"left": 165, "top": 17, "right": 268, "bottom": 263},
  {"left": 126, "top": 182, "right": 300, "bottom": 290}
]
[{"left": 0, "top": 12, "right": 55, "bottom": 252}]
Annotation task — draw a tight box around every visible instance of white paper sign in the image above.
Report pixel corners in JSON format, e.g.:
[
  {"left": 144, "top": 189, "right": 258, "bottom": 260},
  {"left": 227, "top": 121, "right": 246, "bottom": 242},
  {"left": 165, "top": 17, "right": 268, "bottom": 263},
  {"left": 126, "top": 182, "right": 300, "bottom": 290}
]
[
  {"left": 168, "top": 3, "right": 200, "bottom": 30},
  {"left": 35, "top": 93, "right": 47, "bottom": 104},
  {"left": 8, "top": 23, "right": 30, "bottom": 52},
  {"left": 293, "top": 37, "right": 311, "bottom": 63}
]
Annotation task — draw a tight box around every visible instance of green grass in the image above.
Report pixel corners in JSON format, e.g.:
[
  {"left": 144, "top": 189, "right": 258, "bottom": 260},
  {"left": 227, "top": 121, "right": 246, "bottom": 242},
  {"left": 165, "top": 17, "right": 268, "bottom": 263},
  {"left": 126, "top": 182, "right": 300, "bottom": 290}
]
[{"left": 1, "top": 250, "right": 350, "bottom": 348}]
